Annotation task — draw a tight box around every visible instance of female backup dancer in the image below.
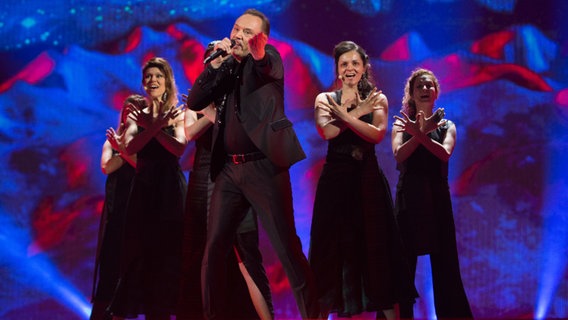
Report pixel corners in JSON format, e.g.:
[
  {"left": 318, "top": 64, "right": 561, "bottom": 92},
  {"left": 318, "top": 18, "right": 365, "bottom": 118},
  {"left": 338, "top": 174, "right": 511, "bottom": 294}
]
[
  {"left": 178, "top": 42, "right": 273, "bottom": 320},
  {"left": 108, "top": 57, "right": 187, "bottom": 320},
  {"left": 90, "top": 94, "right": 141, "bottom": 320},
  {"left": 392, "top": 68, "right": 473, "bottom": 319},
  {"left": 309, "top": 40, "right": 417, "bottom": 319}
]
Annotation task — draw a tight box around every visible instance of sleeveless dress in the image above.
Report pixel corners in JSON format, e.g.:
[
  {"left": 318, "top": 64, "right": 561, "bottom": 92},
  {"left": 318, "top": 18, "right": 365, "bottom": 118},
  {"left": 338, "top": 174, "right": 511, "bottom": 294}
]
[
  {"left": 91, "top": 153, "right": 135, "bottom": 305},
  {"left": 394, "top": 120, "right": 473, "bottom": 318},
  {"left": 309, "top": 90, "right": 417, "bottom": 317},
  {"left": 395, "top": 122, "right": 453, "bottom": 255},
  {"left": 109, "top": 125, "right": 187, "bottom": 318}
]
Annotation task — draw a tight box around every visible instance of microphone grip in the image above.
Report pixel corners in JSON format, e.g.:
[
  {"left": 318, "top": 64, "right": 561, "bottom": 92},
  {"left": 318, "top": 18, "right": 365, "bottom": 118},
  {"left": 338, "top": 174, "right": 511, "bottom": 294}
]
[{"left": 203, "top": 40, "right": 236, "bottom": 64}]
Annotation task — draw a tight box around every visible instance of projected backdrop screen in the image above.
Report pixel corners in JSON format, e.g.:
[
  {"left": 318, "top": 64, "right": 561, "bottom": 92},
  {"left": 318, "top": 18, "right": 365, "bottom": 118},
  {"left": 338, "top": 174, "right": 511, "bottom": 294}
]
[{"left": 0, "top": 0, "right": 567, "bottom": 319}]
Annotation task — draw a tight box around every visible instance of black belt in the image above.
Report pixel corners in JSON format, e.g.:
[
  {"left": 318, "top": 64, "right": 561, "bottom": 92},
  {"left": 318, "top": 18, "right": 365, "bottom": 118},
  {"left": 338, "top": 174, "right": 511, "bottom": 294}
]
[
  {"left": 227, "top": 151, "right": 266, "bottom": 164},
  {"left": 329, "top": 144, "right": 373, "bottom": 161}
]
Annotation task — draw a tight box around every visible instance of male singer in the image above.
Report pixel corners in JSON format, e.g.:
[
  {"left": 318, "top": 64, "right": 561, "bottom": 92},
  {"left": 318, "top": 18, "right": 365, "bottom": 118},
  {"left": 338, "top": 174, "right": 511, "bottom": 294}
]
[{"left": 186, "top": 8, "right": 321, "bottom": 320}]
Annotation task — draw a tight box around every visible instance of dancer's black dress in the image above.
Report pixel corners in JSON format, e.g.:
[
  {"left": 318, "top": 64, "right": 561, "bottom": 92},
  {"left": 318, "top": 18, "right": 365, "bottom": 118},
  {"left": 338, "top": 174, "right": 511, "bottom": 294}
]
[
  {"left": 395, "top": 121, "right": 472, "bottom": 318},
  {"left": 91, "top": 152, "right": 135, "bottom": 319},
  {"left": 178, "top": 115, "right": 273, "bottom": 319},
  {"left": 309, "top": 90, "right": 417, "bottom": 317},
  {"left": 109, "top": 126, "right": 187, "bottom": 318}
]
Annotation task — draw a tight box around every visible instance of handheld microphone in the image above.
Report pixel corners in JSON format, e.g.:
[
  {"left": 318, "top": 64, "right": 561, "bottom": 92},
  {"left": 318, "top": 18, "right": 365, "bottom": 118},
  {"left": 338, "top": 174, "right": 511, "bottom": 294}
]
[{"left": 203, "top": 40, "right": 236, "bottom": 64}]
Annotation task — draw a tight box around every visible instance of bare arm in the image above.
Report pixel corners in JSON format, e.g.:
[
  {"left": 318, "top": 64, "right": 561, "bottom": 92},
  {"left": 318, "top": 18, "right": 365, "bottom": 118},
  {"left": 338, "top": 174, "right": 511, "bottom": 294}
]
[
  {"left": 120, "top": 151, "right": 137, "bottom": 168},
  {"left": 184, "top": 103, "right": 215, "bottom": 141},
  {"left": 106, "top": 127, "right": 137, "bottom": 167},
  {"left": 124, "top": 115, "right": 155, "bottom": 155},
  {"left": 155, "top": 109, "right": 188, "bottom": 157},
  {"left": 315, "top": 91, "right": 387, "bottom": 143},
  {"left": 340, "top": 92, "right": 388, "bottom": 144},
  {"left": 391, "top": 118, "right": 421, "bottom": 163},
  {"left": 125, "top": 103, "right": 187, "bottom": 157},
  {"left": 101, "top": 140, "right": 124, "bottom": 175},
  {"left": 392, "top": 112, "right": 456, "bottom": 163},
  {"left": 314, "top": 92, "right": 342, "bottom": 140}
]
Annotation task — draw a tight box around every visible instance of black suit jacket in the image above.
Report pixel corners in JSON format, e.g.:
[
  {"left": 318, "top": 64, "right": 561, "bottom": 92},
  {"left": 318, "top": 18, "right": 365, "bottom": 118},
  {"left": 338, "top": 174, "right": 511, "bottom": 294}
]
[{"left": 187, "top": 44, "right": 306, "bottom": 179}]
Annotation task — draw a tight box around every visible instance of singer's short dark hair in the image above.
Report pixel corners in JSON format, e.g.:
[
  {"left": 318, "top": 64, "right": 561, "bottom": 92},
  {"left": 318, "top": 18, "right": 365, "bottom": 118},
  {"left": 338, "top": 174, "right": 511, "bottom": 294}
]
[{"left": 243, "top": 8, "right": 270, "bottom": 36}]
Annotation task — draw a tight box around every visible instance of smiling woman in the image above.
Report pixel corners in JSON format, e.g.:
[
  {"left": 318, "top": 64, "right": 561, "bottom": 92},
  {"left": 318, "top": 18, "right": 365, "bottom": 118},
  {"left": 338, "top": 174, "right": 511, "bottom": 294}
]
[
  {"left": 106, "top": 57, "right": 188, "bottom": 320},
  {"left": 391, "top": 68, "right": 473, "bottom": 319},
  {"left": 309, "top": 40, "right": 418, "bottom": 319}
]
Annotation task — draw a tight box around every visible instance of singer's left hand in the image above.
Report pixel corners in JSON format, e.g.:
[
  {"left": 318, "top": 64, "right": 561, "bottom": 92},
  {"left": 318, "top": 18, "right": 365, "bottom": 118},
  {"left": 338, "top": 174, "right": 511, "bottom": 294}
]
[{"left": 249, "top": 32, "right": 267, "bottom": 60}]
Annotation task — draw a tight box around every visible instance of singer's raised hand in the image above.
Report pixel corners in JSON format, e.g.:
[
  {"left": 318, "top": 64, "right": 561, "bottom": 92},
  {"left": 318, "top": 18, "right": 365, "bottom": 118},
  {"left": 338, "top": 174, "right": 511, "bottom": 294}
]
[{"left": 249, "top": 32, "right": 267, "bottom": 60}]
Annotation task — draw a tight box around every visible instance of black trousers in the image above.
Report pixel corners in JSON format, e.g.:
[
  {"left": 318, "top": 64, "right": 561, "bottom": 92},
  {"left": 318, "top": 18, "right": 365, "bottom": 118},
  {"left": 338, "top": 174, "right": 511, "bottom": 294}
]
[
  {"left": 399, "top": 243, "right": 473, "bottom": 319},
  {"left": 178, "top": 169, "right": 272, "bottom": 320},
  {"left": 202, "top": 158, "right": 320, "bottom": 319}
]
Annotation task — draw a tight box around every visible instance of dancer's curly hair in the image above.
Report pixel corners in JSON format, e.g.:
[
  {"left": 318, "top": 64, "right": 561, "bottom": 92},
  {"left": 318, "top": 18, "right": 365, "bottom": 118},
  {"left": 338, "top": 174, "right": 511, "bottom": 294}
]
[{"left": 401, "top": 68, "right": 440, "bottom": 118}]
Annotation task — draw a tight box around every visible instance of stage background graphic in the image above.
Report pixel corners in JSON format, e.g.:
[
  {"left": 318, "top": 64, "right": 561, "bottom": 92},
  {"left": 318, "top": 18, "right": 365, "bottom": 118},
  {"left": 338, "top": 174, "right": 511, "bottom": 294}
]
[{"left": 0, "top": 0, "right": 567, "bottom": 319}]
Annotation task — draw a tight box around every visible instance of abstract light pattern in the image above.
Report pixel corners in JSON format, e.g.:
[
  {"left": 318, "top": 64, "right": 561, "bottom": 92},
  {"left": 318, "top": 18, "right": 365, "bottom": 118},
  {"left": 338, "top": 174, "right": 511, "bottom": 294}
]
[{"left": 0, "top": 1, "right": 566, "bottom": 319}]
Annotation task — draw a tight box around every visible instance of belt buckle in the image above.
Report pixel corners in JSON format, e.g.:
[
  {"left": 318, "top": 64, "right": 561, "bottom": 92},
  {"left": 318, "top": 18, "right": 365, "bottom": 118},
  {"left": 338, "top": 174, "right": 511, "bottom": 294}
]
[{"left": 231, "top": 154, "right": 244, "bottom": 164}]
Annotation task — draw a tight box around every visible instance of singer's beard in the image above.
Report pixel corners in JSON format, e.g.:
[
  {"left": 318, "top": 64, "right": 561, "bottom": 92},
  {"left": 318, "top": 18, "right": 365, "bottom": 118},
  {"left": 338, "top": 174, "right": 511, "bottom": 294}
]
[{"left": 231, "top": 46, "right": 248, "bottom": 60}]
